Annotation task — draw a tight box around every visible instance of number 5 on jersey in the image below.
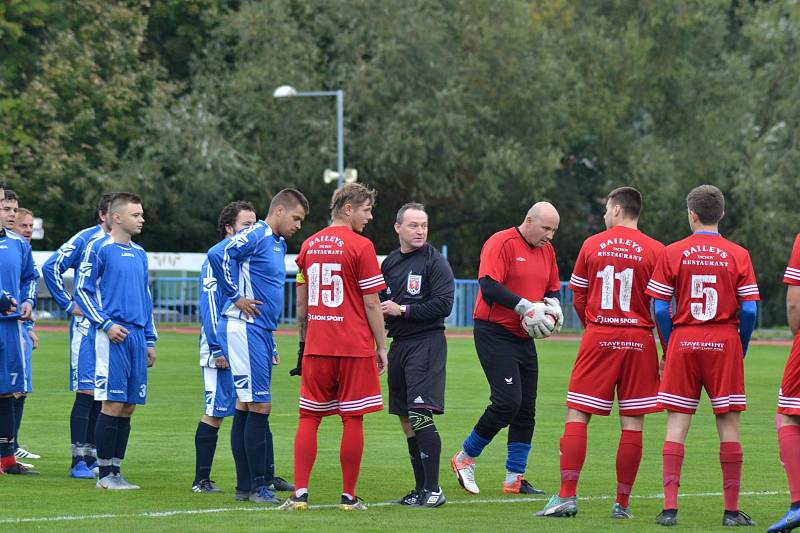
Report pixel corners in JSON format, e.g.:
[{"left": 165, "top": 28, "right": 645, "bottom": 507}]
[{"left": 307, "top": 262, "right": 344, "bottom": 307}]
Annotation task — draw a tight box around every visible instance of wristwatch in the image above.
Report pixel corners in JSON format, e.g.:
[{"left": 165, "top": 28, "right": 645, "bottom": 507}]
[{"left": 399, "top": 304, "right": 407, "bottom": 315}]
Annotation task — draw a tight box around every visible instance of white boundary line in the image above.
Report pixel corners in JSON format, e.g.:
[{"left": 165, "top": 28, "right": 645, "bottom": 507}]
[{"left": 0, "top": 490, "right": 786, "bottom": 524}]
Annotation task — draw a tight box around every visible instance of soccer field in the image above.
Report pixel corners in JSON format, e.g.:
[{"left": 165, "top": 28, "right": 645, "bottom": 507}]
[{"left": 1, "top": 330, "right": 793, "bottom": 532}]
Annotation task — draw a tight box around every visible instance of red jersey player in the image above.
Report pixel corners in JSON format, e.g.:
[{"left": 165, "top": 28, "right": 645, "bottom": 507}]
[
  {"left": 280, "top": 183, "right": 387, "bottom": 512},
  {"left": 646, "top": 185, "right": 758, "bottom": 527},
  {"left": 536, "top": 187, "right": 664, "bottom": 520},
  {"left": 767, "top": 234, "right": 800, "bottom": 533}
]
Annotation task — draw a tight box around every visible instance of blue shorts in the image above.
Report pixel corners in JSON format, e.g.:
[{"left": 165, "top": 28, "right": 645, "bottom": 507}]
[
  {"left": 0, "top": 320, "right": 25, "bottom": 394},
  {"left": 23, "top": 326, "right": 33, "bottom": 393},
  {"left": 203, "top": 367, "right": 236, "bottom": 417},
  {"left": 93, "top": 326, "right": 148, "bottom": 405},
  {"left": 70, "top": 316, "right": 96, "bottom": 392},
  {"left": 217, "top": 317, "right": 273, "bottom": 403}
]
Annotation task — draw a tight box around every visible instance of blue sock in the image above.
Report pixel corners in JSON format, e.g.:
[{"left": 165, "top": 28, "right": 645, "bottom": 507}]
[
  {"left": 231, "top": 410, "right": 250, "bottom": 492},
  {"left": 114, "top": 417, "right": 131, "bottom": 474},
  {"left": 194, "top": 421, "right": 219, "bottom": 484},
  {"left": 506, "top": 441, "right": 531, "bottom": 473},
  {"left": 463, "top": 429, "right": 491, "bottom": 458},
  {"left": 95, "top": 413, "right": 119, "bottom": 479},
  {"left": 70, "top": 394, "right": 93, "bottom": 466},
  {"left": 265, "top": 418, "right": 275, "bottom": 483},
  {"left": 245, "top": 412, "right": 268, "bottom": 489},
  {"left": 12, "top": 396, "right": 24, "bottom": 451}
]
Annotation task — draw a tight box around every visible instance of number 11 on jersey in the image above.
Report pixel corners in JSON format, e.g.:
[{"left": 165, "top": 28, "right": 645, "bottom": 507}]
[{"left": 597, "top": 265, "right": 633, "bottom": 312}]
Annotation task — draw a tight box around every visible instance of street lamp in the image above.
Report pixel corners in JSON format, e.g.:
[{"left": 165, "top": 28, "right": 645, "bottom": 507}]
[{"left": 273, "top": 85, "right": 354, "bottom": 189}]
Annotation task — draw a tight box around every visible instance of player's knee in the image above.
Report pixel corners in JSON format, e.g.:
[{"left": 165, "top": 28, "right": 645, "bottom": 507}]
[{"left": 408, "top": 409, "right": 435, "bottom": 433}]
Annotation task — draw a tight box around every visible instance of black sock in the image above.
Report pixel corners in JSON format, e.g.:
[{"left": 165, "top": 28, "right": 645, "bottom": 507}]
[
  {"left": 265, "top": 417, "right": 275, "bottom": 483},
  {"left": 12, "top": 396, "right": 24, "bottom": 451},
  {"left": 95, "top": 412, "right": 119, "bottom": 479},
  {"left": 406, "top": 437, "right": 424, "bottom": 491},
  {"left": 0, "top": 397, "right": 15, "bottom": 458},
  {"left": 114, "top": 417, "right": 131, "bottom": 474},
  {"left": 415, "top": 425, "right": 442, "bottom": 492},
  {"left": 70, "top": 394, "right": 93, "bottom": 466},
  {"left": 85, "top": 400, "right": 102, "bottom": 466},
  {"left": 245, "top": 411, "right": 268, "bottom": 489},
  {"left": 231, "top": 409, "right": 250, "bottom": 492},
  {"left": 194, "top": 421, "right": 219, "bottom": 484},
  {"left": 792, "top": 501, "right": 800, "bottom": 510}
]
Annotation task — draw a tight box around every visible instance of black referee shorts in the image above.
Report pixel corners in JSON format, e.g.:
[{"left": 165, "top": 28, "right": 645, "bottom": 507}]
[{"left": 387, "top": 331, "right": 447, "bottom": 416}]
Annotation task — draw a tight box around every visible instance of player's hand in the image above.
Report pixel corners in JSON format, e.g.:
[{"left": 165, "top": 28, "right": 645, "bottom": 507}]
[
  {"left": 214, "top": 356, "right": 229, "bottom": 369},
  {"left": 376, "top": 346, "right": 388, "bottom": 375},
  {"left": 147, "top": 347, "right": 156, "bottom": 367},
  {"left": 514, "top": 298, "right": 535, "bottom": 316},
  {"left": 380, "top": 300, "right": 403, "bottom": 317},
  {"left": 107, "top": 323, "right": 129, "bottom": 343},
  {"left": 19, "top": 301, "right": 33, "bottom": 321},
  {"left": 71, "top": 305, "right": 84, "bottom": 317},
  {"left": 543, "top": 297, "right": 564, "bottom": 334},
  {"left": 234, "top": 297, "right": 263, "bottom": 319},
  {"left": 289, "top": 341, "right": 304, "bottom": 376},
  {"left": 272, "top": 352, "right": 280, "bottom": 365},
  {"left": 28, "top": 330, "right": 39, "bottom": 350},
  {"left": 0, "top": 293, "right": 16, "bottom": 315}
]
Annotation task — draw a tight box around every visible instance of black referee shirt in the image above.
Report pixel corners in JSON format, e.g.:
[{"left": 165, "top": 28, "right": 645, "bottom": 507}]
[{"left": 380, "top": 243, "right": 455, "bottom": 340}]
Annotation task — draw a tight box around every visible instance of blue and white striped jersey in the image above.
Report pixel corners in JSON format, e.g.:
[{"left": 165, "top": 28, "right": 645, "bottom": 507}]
[
  {"left": 209, "top": 221, "right": 286, "bottom": 331},
  {"left": 0, "top": 228, "right": 38, "bottom": 321},
  {"left": 42, "top": 224, "right": 105, "bottom": 313},
  {"left": 74, "top": 235, "right": 157, "bottom": 346},
  {"left": 198, "top": 257, "right": 222, "bottom": 366}
]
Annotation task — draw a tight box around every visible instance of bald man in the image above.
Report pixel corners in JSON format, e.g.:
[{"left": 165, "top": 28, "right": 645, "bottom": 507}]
[{"left": 451, "top": 202, "right": 563, "bottom": 496}]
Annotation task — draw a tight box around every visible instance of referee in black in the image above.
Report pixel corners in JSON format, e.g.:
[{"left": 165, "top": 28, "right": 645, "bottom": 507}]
[{"left": 381, "top": 202, "right": 454, "bottom": 508}]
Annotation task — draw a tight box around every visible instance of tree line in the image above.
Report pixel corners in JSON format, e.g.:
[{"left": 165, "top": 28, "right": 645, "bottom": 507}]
[{"left": 1, "top": 0, "right": 798, "bottom": 325}]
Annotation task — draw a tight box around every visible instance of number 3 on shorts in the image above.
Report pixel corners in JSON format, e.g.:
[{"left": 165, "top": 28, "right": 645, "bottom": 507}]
[{"left": 139, "top": 384, "right": 147, "bottom": 398}]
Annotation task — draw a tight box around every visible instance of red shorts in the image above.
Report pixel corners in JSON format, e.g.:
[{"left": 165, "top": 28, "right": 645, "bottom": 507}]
[
  {"left": 778, "top": 334, "right": 800, "bottom": 415},
  {"left": 299, "top": 355, "right": 383, "bottom": 417},
  {"left": 657, "top": 325, "right": 745, "bottom": 414},
  {"left": 566, "top": 324, "right": 660, "bottom": 416}
]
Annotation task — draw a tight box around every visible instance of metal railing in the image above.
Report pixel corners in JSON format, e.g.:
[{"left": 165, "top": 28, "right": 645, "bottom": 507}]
[{"left": 35, "top": 277, "right": 579, "bottom": 328}]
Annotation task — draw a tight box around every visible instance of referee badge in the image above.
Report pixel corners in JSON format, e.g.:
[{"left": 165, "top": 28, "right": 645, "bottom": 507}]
[{"left": 407, "top": 273, "right": 422, "bottom": 295}]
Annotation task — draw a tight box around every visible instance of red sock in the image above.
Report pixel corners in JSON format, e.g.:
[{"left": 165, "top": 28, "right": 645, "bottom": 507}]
[
  {"left": 559, "top": 421, "right": 587, "bottom": 498},
  {"left": 293, "top": 413, "right": 321, "bottom": 496},
  {"left": 615, "top": 430, "right": 643, "bottom": 508},
  {"left": 0, "top": 454, "right": 16, "bottom": 470},
  {"left": 780, "top": 425, "right": 800, "bottom": 502},
  {"left": 662, "top": 441, "right": 684, "bottom": 510},
  {"left": 720, "top": 441, "right": 743, "bottom": 512},
  {"left": 340, "top": 415, "right": 364, "bottom": 497}
]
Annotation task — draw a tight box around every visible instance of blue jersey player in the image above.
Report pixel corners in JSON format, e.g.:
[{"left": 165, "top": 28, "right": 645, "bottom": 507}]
[
  {"left": 210, "top": 188, "right": 308, "bottom": 504},
  {"left": 75, "top": 193, "right": 157, "bottom": 490},
  {"left": 192, "top": 201, "right": 257, "bottom": 493},
  {"left": 0, "top": 193, "right": 38, "bottom": 475},
  {"left": 42, "top": 192, "right": 115, "bottom": 479}
]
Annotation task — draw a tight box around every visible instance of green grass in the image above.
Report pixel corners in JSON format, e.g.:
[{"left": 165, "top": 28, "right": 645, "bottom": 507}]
[{"left": 2, "top": 330, "right": 794, "bottom": 531}]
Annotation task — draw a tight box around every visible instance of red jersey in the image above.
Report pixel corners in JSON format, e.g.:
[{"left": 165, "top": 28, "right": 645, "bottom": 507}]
[
  {"left": 473, "top": 227, "right": 561, "bottom": 338},
  {"left": 569, "top": 226, "right": 664, "bottom": 328},
  {"left": 296, "top": 225, "right": 386, "bottom": 357},
  {"left": 784, "top": 233, "right": 800, "bottom": 287},
  {"left": 645, "top": 232, "right": 759, "bottom": 326}
]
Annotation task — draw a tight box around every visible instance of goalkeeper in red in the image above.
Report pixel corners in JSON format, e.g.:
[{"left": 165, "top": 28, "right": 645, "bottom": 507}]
[
  {"left": 767, "top": 233, "right": 800, "bottom": 533},
  {"left": 536, "top": 186, "right": 664, "bottom": 519},
  {"left": 647, "top": 185, "right": 758, "bottom": 527}
]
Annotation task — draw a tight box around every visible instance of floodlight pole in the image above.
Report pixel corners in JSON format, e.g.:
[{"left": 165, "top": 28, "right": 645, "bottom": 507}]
[{"left": 273, "top": 86, "right": 345, "bottom": 189}]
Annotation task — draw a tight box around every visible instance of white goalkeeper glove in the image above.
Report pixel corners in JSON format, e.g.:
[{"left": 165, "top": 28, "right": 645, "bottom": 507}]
[
  {"left": 543, "top": 297, "right": 564, "bottom": 334},
  {"left": 519, "top": 301, "right": 555, "bottom": 338}
]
